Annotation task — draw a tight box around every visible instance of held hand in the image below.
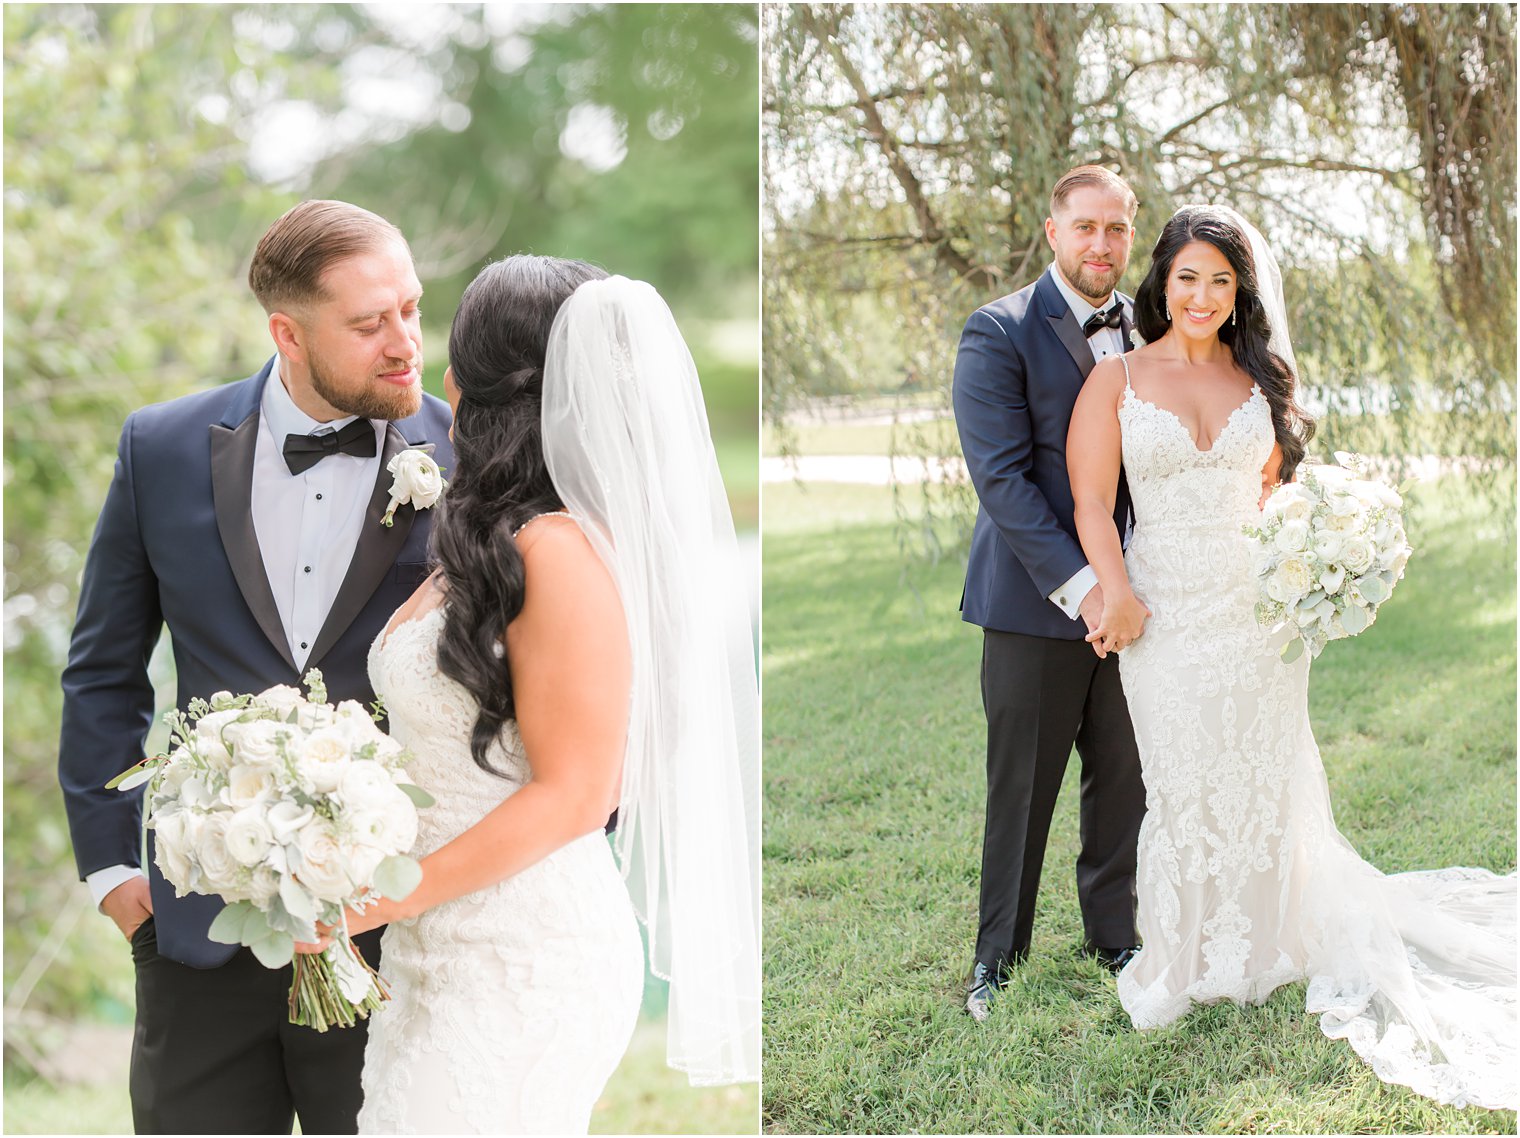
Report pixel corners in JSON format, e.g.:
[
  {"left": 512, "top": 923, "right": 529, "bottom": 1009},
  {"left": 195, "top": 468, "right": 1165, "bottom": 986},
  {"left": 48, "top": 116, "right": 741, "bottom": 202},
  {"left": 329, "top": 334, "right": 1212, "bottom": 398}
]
[
  {"left": 1078, "top": 583, "right": 1105, "bottom": 635},
  {"left": 100, "top": 875, "right": 153, "bottom": 943},
  {"left": 1085, "top": 589, "right": 1152, "bottom": 656},
  {"left": 292, "top": 895, "right": 407, "bottom": 955}
]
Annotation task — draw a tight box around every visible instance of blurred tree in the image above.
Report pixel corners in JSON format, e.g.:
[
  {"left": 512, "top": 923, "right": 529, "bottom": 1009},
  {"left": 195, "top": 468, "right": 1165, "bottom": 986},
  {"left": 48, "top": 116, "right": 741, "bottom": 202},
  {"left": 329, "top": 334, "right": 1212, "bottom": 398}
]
[{"left": 764, "top": 3, "right": 1514, "bottom": 547}]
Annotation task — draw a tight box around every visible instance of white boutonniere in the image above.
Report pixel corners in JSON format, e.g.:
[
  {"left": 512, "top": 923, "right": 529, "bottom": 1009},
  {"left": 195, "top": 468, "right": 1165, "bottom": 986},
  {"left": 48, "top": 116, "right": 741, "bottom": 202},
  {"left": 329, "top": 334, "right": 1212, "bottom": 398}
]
[{"left": 382, "top": 448, "right": 446, "bottom": 527}]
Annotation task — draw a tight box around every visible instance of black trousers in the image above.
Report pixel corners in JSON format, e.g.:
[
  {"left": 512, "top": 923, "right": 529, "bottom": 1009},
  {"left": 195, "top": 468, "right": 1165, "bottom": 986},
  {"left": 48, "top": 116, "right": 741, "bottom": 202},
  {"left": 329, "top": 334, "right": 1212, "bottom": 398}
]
[
  {"left": 129, "top": 918, "right": 380, "bottom": 1134},
  {"left": 975, "top": 629, "right": 1146, "bottom": 973}
]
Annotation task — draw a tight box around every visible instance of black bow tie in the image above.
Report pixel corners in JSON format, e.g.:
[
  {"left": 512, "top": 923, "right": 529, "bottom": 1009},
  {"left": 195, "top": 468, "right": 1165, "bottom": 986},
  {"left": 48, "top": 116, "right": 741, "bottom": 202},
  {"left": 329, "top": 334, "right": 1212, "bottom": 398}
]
[
  {"left": 1082, "top": 303, "right": 1124, "bottom": 337},
  {"left": 282, "top": 418, "right": 376, "bottom": 475}
]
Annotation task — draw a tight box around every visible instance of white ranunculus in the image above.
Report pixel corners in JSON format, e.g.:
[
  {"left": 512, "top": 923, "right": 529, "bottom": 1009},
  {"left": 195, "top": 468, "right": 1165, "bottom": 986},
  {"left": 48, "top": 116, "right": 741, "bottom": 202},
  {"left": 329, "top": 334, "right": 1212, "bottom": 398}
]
[
  {"left": 1311, "top": 529, "right": 1344, "bottom": 564},
  {"left": 1267, "top": 556, "right": 1312, "bottom": 603},
  {"left": 338, "top": 761, "right": 397, "bottom": 811},
  {"left": 348, "top": 788, "right": 418, "bottom": 855},
  {"left": 1341, "top": 535, "right": 1375, "bottom": 575},
  {"left": 299, "top": 728, "right": 352, "bottom": 794},
  {"left": 268, "top": 800, "right": 315, "bottom": 845},
  {"left": 194, "top": 812, "right": 241, "bottom": 891},
  {"left": 225, "top": 806, "right": 276, "bottom": 867},
  {"left": 383, "top": 449, "right": 446, "bottom": 527},
  {"left": 294, "top": 819, "right": 354, "bottom": 902},
  {"left": 1274, "top": 519, "right": 1310, "bottom": 553},
  {"left": 152, "top": 810, "right": 195, "bottom": 892},
  {"left": 254, "top": 685, "right": 305, "bottom": 717}
]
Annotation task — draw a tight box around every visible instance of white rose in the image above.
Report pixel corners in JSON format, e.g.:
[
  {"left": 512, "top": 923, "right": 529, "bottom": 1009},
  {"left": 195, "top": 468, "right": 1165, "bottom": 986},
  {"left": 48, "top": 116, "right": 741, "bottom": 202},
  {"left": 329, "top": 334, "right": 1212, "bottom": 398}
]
[
  {"left": 1273, "top": 520, "right": 1310, "bottom": 553},
  {"left": 342, "top": 840, "right": 387, "bottom": 888},
  {"left": 224, "top": 764, "right": 275, "bottom": 809},
  {"left": 1341, "top": 535, "right": 1375, "bottom": 575},
  {"left": 194, "top": 812, "right": 242, "bottom": 892},
  {"left": 348, "top": 788, "right": 419, "bottom": 855},
  {"left": 267, "top": 799, "right": 315, "bottom": 845},
  {"left": 226, "top": 719, "right": 287, "bottom": 767},
  {"left": 294, "top": 819, "right": 354, "bottom": 902},
  {"left": 1267, "top": 556, "right": 1312, "bottom": 603},
  {"left": 225, "top": 806, "right": 276, "bottom": 867},
  {"left": 298, "top": 728, "right": 352, "bottom": 794},
  {"left": 152, "top": 810, "right": 195, "bottom": 892}
]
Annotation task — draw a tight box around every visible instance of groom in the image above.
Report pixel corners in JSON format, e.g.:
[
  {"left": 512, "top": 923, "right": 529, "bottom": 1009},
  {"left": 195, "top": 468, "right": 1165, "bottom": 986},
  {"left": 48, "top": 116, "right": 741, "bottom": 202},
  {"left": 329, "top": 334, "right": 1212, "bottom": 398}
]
[
  {"left": 952, "top": 165, "right": 1148, "bottom": 1020},
  {"left": 58, "top": 200, "right": 455, "bottom": 1132}
]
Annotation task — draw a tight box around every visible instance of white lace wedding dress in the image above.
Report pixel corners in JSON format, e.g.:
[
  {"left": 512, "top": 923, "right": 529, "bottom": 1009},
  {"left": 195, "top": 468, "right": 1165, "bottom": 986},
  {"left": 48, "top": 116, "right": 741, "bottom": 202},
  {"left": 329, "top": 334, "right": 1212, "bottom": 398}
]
[
  {"left": 356, "top": 605, "right": 644, "bottom": 1134},
  {"left": 1113, "top": 356, "right": 1517, "bottom": 1111}
]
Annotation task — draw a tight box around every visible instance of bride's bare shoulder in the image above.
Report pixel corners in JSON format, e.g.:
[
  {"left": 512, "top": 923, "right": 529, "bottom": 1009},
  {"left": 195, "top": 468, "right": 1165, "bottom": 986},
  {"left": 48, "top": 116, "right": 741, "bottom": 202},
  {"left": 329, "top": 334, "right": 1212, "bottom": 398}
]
[{"left": 515, "top": 514, "right": 620, "bottom": 614}]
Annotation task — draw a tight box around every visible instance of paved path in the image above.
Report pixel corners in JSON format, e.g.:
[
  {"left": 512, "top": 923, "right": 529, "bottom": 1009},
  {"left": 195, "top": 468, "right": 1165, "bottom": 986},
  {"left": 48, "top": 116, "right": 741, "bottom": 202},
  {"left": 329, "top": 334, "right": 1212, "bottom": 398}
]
[{"left": 763, "top": 453, "right": 1488, "bottom": 486}]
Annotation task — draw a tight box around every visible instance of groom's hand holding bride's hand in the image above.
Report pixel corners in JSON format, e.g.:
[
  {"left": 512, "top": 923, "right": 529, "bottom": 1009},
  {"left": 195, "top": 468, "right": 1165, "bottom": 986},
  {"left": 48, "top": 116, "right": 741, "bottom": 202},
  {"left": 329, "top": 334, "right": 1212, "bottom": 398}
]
[
  {"left": 1085, "top": 588, "right": 1151, "bottom": 658},
  {"left": 100, "top": 875, "right": 153, "bottom": 943}
]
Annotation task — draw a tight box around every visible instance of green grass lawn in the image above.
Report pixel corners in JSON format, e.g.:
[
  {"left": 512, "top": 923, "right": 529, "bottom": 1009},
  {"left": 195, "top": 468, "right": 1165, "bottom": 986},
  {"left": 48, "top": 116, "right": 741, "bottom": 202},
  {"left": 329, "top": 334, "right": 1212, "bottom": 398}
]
[
  {"left": 761, "top": 475, "right": 1516, "bottom": 1135},
  {"left": 2, "top": 1017, "right": 757, "bottom": 1134}
]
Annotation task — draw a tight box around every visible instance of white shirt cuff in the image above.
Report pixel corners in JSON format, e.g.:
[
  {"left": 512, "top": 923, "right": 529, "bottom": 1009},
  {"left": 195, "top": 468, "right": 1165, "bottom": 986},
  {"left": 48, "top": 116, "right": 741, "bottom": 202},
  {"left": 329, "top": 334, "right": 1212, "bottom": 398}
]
[
  {"left": 86, "top": 865, "right": 144, "bottom": 909},
  {"left": 1049, "top": 564, "right": 1098, "bottom": 620}
]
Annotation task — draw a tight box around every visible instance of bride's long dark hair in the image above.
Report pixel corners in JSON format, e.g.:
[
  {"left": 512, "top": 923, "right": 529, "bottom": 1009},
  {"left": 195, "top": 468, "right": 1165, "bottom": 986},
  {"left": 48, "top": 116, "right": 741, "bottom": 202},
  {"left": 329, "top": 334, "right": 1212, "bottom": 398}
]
[
  {"left": 432, "top": 254, "right": 609, "bottom": 775},
  {"left": 1132, "top": 206, "right": 1314, "bottom": 483}
]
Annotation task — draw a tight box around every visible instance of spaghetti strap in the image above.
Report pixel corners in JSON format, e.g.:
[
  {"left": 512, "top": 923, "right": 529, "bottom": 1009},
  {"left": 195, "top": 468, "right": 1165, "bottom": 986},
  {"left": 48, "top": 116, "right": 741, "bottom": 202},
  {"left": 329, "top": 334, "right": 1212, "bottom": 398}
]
[
  {"left": 512, "top": 509, "right": 574, "bottom": 538},
  {"left": 1118, "top": 352, "right": 1133, "bottom": 391}
]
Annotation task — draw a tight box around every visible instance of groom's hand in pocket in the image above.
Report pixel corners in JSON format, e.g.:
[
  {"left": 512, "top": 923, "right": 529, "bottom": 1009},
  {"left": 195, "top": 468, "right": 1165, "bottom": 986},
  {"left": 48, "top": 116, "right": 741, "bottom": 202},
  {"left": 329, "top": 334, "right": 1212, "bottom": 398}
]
[{"left": 100, "top": 875, "right": 153, "bottom": 943}]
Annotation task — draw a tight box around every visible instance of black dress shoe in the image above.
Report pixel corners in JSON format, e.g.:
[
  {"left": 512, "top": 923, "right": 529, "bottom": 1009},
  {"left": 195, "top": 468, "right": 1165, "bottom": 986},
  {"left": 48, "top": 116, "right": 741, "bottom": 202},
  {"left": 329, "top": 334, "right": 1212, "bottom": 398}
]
[
  {"left": 965, "top": 960, "right": 1017, "bottom": 1021},
  {"left": 1079, "top": 943, "right": 1140, "bottom": 973}
]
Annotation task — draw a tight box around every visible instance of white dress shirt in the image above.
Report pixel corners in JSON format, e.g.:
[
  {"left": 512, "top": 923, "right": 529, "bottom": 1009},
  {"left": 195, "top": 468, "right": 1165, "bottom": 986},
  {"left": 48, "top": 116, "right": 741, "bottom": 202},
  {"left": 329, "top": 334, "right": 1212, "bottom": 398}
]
[
  {"left": 1048, "top": 263, "right": 1128, "bottom": 620},
  {"left": 87, "top": 361, "right": 385, "bottom": 908}
]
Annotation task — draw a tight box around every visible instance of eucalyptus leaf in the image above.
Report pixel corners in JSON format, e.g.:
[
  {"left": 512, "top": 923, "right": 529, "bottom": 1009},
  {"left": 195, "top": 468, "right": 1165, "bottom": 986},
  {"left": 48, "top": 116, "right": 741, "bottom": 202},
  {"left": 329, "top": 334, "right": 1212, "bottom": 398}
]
[
  {"left": 280, "top": 875, "right": 318, "bottom": 923},
  {"left": 1342, "top": 604, "right": 1371, "bottom": 635},
  {"left": 1280, "top": 637, "right": 1305, "bottom": 663},
  {"left": 397, "top": 782, "right": 435, "bottom": 809},
  {"left": 208, "top": 901, "right": 252, "bottom": 945},
  {"left": 248, "top": 929, "right": 295, "bottom": 970},
  {"left": 374, "top": 855, "right": 423, "bottom": 901},
  {"left": 1357, "top": 576, "right": 1391, "bottom": 604}
]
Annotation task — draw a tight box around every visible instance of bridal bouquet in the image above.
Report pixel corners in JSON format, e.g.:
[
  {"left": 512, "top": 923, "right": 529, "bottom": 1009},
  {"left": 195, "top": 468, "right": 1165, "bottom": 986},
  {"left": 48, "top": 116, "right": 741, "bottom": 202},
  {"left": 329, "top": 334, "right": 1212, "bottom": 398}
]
[
  {"left": 108, "top": 670, "right": 432, "bottom": 1031},
  {"left": 1244, "top": 458, "right": 1413, "bottom": 661}
]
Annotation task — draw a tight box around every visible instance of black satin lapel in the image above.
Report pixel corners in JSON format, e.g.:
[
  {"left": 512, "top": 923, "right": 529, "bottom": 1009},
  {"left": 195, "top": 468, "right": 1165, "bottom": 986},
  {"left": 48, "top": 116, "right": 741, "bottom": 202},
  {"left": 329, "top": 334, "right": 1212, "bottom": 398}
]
[
  {"left": 1050, "top": 308, "right": 1097, "bottom": 379},
  {"left": 306, "top": 424, "right": 418, "bottom": 668},
  {"left": 210, "top": 414, "right": 297, "bottom": 673}
]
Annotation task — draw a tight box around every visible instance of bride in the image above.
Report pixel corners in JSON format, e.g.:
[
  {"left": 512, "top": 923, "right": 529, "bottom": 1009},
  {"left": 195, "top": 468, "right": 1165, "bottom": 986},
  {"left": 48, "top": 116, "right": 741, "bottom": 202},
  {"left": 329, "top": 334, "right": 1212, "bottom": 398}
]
[
  {"left": 298, "top": 256, "right": 759, "bottom": 1132},
  {"left": 1067, "top": 205, "right": 1516, "bottom": 1111}
]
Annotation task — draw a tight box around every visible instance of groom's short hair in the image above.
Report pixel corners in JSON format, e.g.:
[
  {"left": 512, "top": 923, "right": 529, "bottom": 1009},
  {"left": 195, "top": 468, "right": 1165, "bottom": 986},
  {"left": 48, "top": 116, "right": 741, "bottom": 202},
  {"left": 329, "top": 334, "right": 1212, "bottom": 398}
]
[
  {"left": 1049, "top": 166, "right": 1138, "bottom": 221},
  {"left": 248, "top": 200, "right": 410, "bottom": 315}
]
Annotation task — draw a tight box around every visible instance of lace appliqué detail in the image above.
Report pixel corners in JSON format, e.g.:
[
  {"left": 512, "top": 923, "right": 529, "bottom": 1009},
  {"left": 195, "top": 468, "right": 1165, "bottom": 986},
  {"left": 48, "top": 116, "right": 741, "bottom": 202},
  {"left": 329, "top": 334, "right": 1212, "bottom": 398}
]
[
  {"left": 355, "top": 606, "right": 645, "bottom": 1134},
  {"left": 1113, "top": 379, "right": 1517, "bottom": 1110}
]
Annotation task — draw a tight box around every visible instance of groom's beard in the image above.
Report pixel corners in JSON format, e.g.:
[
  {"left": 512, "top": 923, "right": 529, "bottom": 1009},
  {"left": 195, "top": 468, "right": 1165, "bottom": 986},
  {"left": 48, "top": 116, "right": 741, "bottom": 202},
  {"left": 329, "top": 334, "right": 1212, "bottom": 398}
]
[
  {"left": 309, "top": 350, "right": 423, "bottom": 422},
  {"left": 1058, "top": 251, "right": 1126, "bottom": 303}
]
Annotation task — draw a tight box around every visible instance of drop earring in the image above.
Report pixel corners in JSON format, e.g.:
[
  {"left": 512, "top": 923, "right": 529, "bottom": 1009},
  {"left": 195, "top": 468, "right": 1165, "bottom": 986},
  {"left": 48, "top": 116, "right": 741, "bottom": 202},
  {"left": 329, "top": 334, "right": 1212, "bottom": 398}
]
[
  {"left": 1164, "top": 297, "right": 1172, "bottom": 322},
  {"left": 1229, "top": 306, "right": 1236, "bottom": 326}
]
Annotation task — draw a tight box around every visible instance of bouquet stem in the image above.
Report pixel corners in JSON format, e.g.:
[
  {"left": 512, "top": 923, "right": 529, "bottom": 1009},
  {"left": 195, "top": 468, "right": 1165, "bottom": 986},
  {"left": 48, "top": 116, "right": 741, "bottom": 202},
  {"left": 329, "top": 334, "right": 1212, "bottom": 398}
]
[{"left": 288, "top": 937, "right": 390, "bottom": 1032}]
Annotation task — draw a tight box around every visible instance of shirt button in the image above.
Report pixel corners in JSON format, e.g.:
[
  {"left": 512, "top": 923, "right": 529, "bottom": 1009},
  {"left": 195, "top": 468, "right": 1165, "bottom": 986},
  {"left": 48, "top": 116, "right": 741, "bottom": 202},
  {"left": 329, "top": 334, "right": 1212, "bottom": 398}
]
[
  {"left": 315, "top": 493, "right": 323, "bottom": 501},
  {"left": 304, "top": 566, "right": 312, "bottom": 574},
  {"left": 300, "top": 641, "right": 308, "bottom": 649}
]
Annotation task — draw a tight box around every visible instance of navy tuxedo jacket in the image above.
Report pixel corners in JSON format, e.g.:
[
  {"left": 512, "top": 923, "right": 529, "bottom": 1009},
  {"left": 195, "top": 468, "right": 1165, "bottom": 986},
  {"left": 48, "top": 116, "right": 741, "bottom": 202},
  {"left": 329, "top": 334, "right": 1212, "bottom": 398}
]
[
  {"left": 953, "top": 268, "right": 1133, "bottom": 638},
  {"left": 59, "top": 358, "right": 455, "bottom": 967}
]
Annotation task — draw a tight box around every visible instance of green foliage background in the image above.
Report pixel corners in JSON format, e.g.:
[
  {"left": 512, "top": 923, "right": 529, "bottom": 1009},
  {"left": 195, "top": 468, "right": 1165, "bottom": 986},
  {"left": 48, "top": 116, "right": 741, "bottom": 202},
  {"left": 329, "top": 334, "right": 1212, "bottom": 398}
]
[
  {"left": 764, "top": 3, "right": 1516, "bottom": 546},
  {"left": 3, "top": 5, "right": 758, "bottom": 1117}
]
